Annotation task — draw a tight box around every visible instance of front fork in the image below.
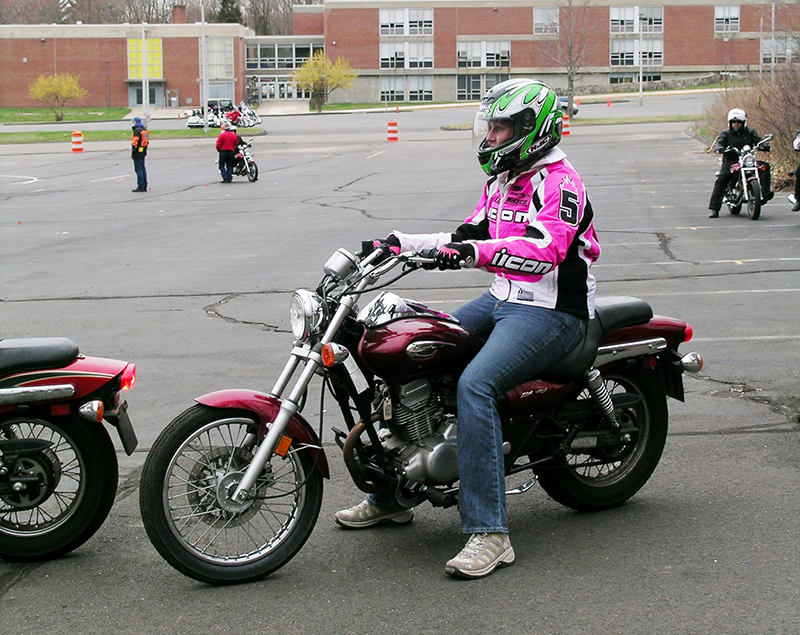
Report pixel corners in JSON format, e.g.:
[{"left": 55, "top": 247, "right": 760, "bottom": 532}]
[{"left": 230, "top": 286, "right": 368, "bottom": 503}]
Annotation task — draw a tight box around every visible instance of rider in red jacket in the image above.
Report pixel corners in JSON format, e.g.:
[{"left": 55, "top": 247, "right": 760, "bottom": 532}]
[{"left": 216, "top": 120, "right": 239, "bottom": 183}]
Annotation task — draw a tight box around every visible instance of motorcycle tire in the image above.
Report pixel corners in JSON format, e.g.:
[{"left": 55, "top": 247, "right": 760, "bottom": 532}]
[
  {"left": 725, "top": 187, "right": 742, "bottom": 214},
  {"left": 247, "top": 161, "right": 258, "bottom": 182},
  {"left": 535, "top": 365, "right": 668, "bottom": 512},
  {"left": 139, "top": 404, "right": 323, "bottom": 585},
  {"left": 0, "top": 415, "right": 119, "bottom": 561},
  {"left": 746, "top": 179, "right": 762, "bottom": 220}
]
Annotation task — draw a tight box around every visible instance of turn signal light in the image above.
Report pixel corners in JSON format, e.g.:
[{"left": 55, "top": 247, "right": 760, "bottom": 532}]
[
  {"left": 321, "top": 343, "right": 349, "bottom": 368},
  {"left": 120, "top": 363, "right": 136, "bottom": 391}
]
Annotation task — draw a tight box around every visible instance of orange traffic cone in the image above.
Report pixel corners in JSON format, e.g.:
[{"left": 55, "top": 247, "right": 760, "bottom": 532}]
[{"left": 607, "top": 98, "right": 611, "bottom": 107}]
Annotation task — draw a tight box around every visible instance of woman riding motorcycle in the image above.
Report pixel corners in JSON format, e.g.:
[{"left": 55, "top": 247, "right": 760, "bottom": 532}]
[{"left": 335, "top": 79, "right": 601, "bottom": 579}]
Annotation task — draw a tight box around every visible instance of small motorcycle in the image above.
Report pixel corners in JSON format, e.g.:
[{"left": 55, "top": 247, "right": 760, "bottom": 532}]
[
  {"left": 140, "top": 244, "right": 702, "bottom": 585},
  {"left": 232, "top": 140, "right": 258, "bottom": 182},
  {"left": 0, "top": 337, "right": 137, "bottom": 560},
  {"left": 721, "top": 133, "right": 773, "bottom": 220}
]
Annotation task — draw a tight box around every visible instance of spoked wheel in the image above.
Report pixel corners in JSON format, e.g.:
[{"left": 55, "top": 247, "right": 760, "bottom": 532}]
[
  {"left": 746, "top": 179, "right": 762, "bottom": 220},
  {"left": 536, "top": 365, "right": 668, "bottom": 512},
  {"left": 139, "top": 404, "right": 323, "bottom": 584},
  {"left": 247, "top": 161, "right": 258, "bottom": 182},
  {"left": 0, "top": 416, "right": 118, "bottom": 560}
]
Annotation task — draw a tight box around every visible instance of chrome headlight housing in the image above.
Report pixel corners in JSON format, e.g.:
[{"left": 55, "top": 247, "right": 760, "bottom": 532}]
[
  {"left": 742, "top": 155, "right": 756, "bottom": 168},
  {"left": 290, "top": 290, "right": 324, "bottom": 342}
]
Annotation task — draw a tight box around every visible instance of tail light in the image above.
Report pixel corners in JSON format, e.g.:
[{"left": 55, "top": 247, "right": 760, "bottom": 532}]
[
  {"left": 683, "top": 324, "right": 694, "bottom": 342},
  {"left": 120, "top": 363, "right": 136, "bottom": 391}
]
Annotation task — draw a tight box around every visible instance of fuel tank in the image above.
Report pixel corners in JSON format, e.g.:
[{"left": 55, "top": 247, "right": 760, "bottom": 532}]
[{"left": 357, "top": 292, "right": 484, "bottom": 380}]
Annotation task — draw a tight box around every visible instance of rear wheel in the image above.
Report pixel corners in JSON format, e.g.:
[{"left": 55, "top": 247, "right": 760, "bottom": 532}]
[
  {"left": 536, "top": 365, "right": 668, "bottom": 512},
  {"left": 139, "top": 404, "right": 323, "bottom": 584},
  {"left": 747, "top": 179, "right": 762, "bottom": 220},
  {"left": 0, "top": 416, "right": 118, "bottom": 560}
]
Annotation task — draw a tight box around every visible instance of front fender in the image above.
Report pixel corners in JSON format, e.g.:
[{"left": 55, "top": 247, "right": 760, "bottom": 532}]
[{"left": 196, "top": 389, "right": 329, "bottom": 478}]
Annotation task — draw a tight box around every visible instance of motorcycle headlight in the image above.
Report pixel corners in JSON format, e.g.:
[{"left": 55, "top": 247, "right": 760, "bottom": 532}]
[
  {"left": 743, "top": 155, "right": 756, "bottom": 168},
  {"left": 289, "top": 290, "right": 324, "bottom": 342}
]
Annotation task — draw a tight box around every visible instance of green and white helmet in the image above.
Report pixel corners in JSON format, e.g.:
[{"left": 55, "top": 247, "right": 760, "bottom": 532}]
[{"left": 473, "top": 79, "right": 563, "bottom": 176}]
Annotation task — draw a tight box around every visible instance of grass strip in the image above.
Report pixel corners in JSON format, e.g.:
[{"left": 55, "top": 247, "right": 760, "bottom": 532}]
[
  {"left": 0, "top": 128, "right": 265, "bottom": 145},
  {"left": 0, "top": 107, "right": 131, "bottom": 124}
]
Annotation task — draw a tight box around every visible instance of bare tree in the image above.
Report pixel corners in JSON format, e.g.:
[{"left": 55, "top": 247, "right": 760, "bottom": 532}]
[
  {"left": 62, "top": 0, "right": 121, "bottom": 23},
  {"left": 0, "top": 0, "right": 64, "bottom": 23},
  {"left": 544, "top": 0, "right": 604, "bottom": 114}
]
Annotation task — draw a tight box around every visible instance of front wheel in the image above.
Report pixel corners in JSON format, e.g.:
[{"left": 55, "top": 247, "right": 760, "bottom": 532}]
[
  {"left": 139, "top": 404, "right": 323, "bottom": 584},
  {"left": 0, "top": 416, "right": 119, "bottom": 560},
  {"left": 536, "top": 365, "right": 668, "bottom": 512},
  {"left": 747, "top": 179, "right": 762, "bottom": 220},
  {"left": 247, "top": 161, "right": 258, "bottom": 182}
]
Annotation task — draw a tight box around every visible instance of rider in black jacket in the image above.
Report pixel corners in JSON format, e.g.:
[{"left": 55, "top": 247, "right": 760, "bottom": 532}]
[{"left": 708, "top": 108, "right": 773, "bottom": 218}]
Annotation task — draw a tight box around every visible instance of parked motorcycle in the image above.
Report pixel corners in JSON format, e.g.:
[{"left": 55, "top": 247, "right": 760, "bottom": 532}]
[
  {"left": 140, "top": 244, "right": 702, "bottom": 584},
  {"left": 0, "top": 337, "right": 137, "bottom": 560},
  {"left": 721, "top": 133, "right": 773, "bottom": 220},
  {"left": 232, "top": 140, "right": 258, "bottom": 182},
  {"left": 185, "top": 108, "right": 222, "bottom": 129}
]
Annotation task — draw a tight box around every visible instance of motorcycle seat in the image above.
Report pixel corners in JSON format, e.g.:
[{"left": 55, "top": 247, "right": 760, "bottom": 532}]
[
  {"left": 539, "top": 296, "right": 653, "bottom": 384},
  {"left": 0, "top": 338, "right": 80, "bottom": 377}
]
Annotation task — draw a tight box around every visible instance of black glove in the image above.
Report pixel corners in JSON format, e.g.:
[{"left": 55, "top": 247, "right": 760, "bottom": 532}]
[
  {"left": 361, "top": 235, "right": 401, "bottom": 262},
  {"left": 435, "top": 242, "right": 476, "bottom": 270}
]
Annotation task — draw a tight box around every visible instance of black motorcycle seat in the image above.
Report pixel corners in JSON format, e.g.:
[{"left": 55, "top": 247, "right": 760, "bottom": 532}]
[
  {"left": 0, "top": 338, "right": 80, "bottom": 378},
  {"left": 539, "top": 297, "right": 653, "bottom": 384}
]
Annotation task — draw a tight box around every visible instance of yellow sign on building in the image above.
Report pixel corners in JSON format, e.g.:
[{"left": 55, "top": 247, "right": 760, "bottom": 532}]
[{"left": 127, "top": 38, "right": 163, "bottom": 80}]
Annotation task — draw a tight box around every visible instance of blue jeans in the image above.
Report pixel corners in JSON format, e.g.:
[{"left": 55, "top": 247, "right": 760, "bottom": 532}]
[
  {"left": 451, "top": 293, "right": 586, "bottom": 534},
  {"left": 369, "top": 292, "right": 586, "bottom": 534},
  {"left": 132, "top": 153, "right": 147, "bottom": 190},
  {"left": 218, "top": 150, "right": 235, "bottom": 182}
]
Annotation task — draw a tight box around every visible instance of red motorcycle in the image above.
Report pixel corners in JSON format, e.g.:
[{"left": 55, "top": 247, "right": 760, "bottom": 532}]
[
  {"left": 0, "top": 338, "right": 137, "bottom": 560},
  {"left": 140, "top": 245, "right": 702, "bottom": 584}
]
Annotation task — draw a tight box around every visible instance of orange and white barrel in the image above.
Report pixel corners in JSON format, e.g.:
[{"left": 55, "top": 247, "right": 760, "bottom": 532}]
[
  {"left": 562, "top": 114, "right": 570, "bottom": 137},
  {"left": 71, "top": 130, "right": 84, "bottom": 153},
  {"left": 387, "top": 120, "right": 398, "bottom": 142}
]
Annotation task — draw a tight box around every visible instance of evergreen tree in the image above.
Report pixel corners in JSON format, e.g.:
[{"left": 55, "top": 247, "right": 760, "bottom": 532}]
[{"left": 215, "top": 0, "right": 242, "bottom": 23}]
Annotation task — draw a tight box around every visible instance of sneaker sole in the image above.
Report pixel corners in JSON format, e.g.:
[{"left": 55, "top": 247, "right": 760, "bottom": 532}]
[
  {"left": 444, "top": 548, "right": 516, "bottom": 579},
  {"left": 334, "top": 511, "right": 414, "bottom": 529}
]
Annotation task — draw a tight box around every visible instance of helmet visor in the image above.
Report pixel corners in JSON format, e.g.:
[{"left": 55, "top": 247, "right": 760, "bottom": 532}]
[{"left": 472, "top": 111, "right": 515, "bottom": 153}]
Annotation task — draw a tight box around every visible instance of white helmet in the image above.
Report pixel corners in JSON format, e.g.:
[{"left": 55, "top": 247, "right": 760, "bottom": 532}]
[{"left": 727, "top": 108, "right": 746, "bottom": 126}]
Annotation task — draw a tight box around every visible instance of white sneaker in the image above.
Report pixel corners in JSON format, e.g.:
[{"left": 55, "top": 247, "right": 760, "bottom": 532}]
[
  {"left": 334, "top": 499, "right": 414, "bottom": 529},
  {"left": 445, "top": 533, "right": 515, "bottom": 579}
]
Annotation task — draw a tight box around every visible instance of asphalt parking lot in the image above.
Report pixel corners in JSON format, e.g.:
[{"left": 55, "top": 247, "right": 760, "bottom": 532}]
[{"left": 1, "top": 102, "right": 799, "bottom": 634}]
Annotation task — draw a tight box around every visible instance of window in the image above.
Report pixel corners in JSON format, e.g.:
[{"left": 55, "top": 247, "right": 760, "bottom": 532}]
[
  {"left": 381, "top": 8, "right": 433, "bottom": 36},
  {"left": 408, "top": 9, "right": 433, "bottom": 35},
  {"left": 485, "top": 42, "right": 510, "bottom": 67},
  {"left": 206, "top": 38, "right": 234, "bottom": 80},
  {"left": 610, "top": 39, "right": 635, "bottom": 66},
  {"left": 380, "top": 9, "right": 405, "bottom": 35},
  {"left": 457, "top": 74, "right": 509, "bottom": 101},
  {"left": 610, "top": 7, "right": 636, "bottom": 33},
  {"left": 380, "top": 42, "right": 405, "bottom": 69},
  {"left": 715, "top": 6, "right": 739, "bottom": 33},
  {"left": 458, "top": 41, "right": 510, "bottom": 68},
  {"left": 610, "top": 71, "right": 662, "bottom": 83},
  {"left": 259, "top": 43, "right": 276, "bottom": 69},
  {"left": 762, "top": 37, "right": 800, "bottom": 65},
  {"left": 246, "top": 45, "right": 259, "bottom": 70},
  {"left": 639, "top": 6, "right": 663, "bottom": 33},
  {"left": 458, "top": 42, "right": 482, "bottom": 68},
  {"left": 457, "top": 75, "right": 482, "bottom": 100},
  {"left": 534, "top": 7, "right": 559, "bottom": 34},
  {"left": 408, "top": 42, "right": 433, "bottom": 68},
  {"left": 641, "top": 39, "right": 663, "bottom": 66},
  {"left": 381, "top": 75, "right": 404, "bottom": 101},
  {"left": 127, "top": 37, "right": 163, "bottom": 80},
  {"left": 409, "top": 75, "right": 433, "bottom": 101}
]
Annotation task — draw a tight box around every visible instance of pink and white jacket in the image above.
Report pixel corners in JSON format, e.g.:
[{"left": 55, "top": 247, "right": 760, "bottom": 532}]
[{"left": 393, "top": 147, "right": 601, "bottom": 319}]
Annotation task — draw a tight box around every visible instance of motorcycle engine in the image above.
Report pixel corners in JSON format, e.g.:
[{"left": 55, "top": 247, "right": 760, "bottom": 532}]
[{"left": 379, "top": 378, "right": 459, "bottom": 485}]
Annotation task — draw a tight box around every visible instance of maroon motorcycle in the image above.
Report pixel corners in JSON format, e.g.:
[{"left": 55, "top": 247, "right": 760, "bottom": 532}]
[
  {"left": 140, "top": 245, "right": 702, "bottom": 584},
  {"left": 0, "top": 337, "right": 137, "bottom": 560}
]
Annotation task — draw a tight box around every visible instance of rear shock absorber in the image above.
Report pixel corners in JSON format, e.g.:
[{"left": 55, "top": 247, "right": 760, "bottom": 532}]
[{"left": 585, "top": 368, "right": 619, "bottom": 429}]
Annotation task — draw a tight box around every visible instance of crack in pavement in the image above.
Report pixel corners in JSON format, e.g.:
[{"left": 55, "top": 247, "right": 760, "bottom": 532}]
[
  {"left": 204, "top": 293, "right": 288, "bottom": 332},
  {"left": 693, "top": 373, "right": 800, "bottom": 423}
]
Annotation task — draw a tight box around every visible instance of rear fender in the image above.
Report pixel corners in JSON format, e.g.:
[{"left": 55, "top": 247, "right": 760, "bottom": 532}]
[{"left": 196, "top": 389, "right": 329, "bottom": 478}]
